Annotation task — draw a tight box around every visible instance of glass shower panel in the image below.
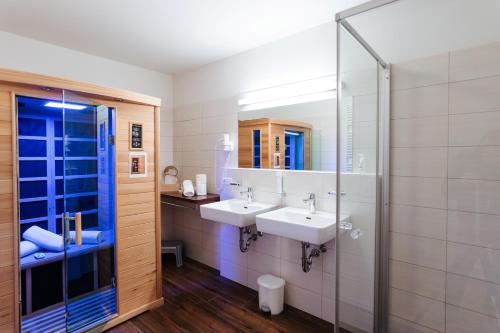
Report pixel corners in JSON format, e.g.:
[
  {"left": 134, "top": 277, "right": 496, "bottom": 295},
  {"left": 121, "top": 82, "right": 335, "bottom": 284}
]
[
  {"left": 62, "top": 90, "right": 116, "bottom": 332},
  {"left": 337, "top": 23, "right": 379, "bottom": 333}
]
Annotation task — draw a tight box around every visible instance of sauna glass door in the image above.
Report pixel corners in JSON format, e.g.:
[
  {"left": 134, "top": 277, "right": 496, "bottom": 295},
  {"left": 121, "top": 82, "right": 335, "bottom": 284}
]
[{"left": 62, "top": 91, "right": 117, "bottom": 332}]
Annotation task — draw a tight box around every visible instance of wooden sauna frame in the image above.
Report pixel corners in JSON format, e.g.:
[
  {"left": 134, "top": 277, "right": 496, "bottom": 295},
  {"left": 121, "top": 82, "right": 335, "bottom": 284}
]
[
  {"left": 238, "top": 118, "right": 312, "bottom": 169},
  {"left": 0, "top": 68, "right": 163, "bottom": 332}
]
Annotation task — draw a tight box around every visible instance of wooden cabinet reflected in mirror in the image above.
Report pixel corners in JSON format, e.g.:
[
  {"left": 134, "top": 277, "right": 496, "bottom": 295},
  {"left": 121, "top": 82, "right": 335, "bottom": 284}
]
[{"left": 238, "top": 118, "right": 312, "bottom": 170}]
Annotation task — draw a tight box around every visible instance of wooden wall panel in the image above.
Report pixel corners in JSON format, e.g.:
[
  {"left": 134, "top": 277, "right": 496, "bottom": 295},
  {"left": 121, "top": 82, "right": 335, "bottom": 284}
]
[
  {"left": 0, "top": 87, "right": 15, "bottom": 333},
  {"left": 115, "top": 102, "right": 161, "bottom": 316}
]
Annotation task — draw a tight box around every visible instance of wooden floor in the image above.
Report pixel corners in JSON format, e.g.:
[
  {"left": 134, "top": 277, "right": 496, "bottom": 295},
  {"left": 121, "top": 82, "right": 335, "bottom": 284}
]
[{"left": 107, "top": 257, "right": 340, "bottom": 333}]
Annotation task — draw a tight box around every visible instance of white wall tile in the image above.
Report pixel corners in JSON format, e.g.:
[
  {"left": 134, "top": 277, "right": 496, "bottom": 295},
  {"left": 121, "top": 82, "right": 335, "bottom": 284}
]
[
  {"left": 449, "top": 41, "right": 500, "bottom": 82},
  {"left": 247, "top": 251, "right": 280, "bottom": 276},
  {"left": 390, "top": 205, "right": 447, "bottom": 240},
  {"left": 389, "top": 288, "right": 445, "bottom": 332},
  {"left": 220, "top": 260, "right": 247, "bottom": 286},
  {"left": 449, "top": 111, "right": 500, "bottom": 146},
  {"left": 391, "top": 53, "right": 449, "bottom": 91},
  {"left": 447, "top": 242, "right": 500, "bottom": 284},
  {"left": 450, "top": 76, "right": 500, "bottom": 114},
  {"left": 389, "top": 315, "right": 443, "bottom": 333},
  {"left": 390, "top": 232, "right": 446, "bottom": 270},
  {"left": 446, "top": 273, "right": 500, "bottom": 318},
  {"left": 281, "top": 259, "right": 322, "bottom": 294},
  {"left": 391, "top": 147, "right": 447, "bottom": 178},
  {"left": 391, "top": 176, "right": 447, "bottom": 209},
  {"left": 392, "top": 84, "right": 448, "bottom": 119},
  {"left": 448, "top": 210, "right": 500, "bottom": 249},
  {"left": 448, "top": 179, "right": 500, "bottom": 215},
  {"left": 392, "top": 116, "right": 448, "bottom": 148},
  {"left": 321, "top": 297, "right": 335, "bottom": 324},
  {"left": 390, "top": 260, "right": 446, "bottom": 301},
  {"left": 449, "top": 146, "right": 500, "bottom": 180},
  {"left": 284, "top": 283, "right": 322, "bottom": 319},
  {"left": 322, "top": 272, "right": 335, "bottom": 299},
  {"left": 446, "top": 304, "right": 500, "bottom": 333}
]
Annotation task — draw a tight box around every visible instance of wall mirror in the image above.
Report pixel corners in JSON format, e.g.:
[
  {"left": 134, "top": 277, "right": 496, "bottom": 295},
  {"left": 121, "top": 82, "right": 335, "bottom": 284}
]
[{"left": 236, "top": 76, "right": 357, "bottom": 172}]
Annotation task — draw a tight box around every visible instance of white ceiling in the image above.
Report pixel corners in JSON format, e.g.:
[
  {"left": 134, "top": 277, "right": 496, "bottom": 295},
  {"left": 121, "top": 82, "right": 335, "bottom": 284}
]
[{"left": 0, "top": 0, "right": 367, "bottom": 74}]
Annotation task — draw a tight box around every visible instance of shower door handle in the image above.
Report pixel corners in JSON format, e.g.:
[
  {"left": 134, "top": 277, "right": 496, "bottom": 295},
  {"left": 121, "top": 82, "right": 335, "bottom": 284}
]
[{"left": 62, "top": 212, "right": 82, "bottom": 246}]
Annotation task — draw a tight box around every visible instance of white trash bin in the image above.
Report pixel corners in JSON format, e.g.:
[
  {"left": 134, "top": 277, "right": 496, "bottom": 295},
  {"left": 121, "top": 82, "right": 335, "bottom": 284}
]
[{"left": 257, "top": 274, "right": 285, "bottom": 315}]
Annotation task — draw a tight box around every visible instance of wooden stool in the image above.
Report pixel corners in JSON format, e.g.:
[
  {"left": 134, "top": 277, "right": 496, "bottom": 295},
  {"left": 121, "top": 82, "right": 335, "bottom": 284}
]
[{"left": 161, "top": 240, "right": 183, "bottom": 267}]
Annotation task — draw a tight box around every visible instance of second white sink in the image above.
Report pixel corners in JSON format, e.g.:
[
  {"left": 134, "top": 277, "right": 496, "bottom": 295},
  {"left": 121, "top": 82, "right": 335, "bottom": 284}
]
[
  {"left": 200, "top": 199, "right": 277, "bottom": 227},
  {"left": 256, "top": 207, "right": 350, "bottom": 245}
]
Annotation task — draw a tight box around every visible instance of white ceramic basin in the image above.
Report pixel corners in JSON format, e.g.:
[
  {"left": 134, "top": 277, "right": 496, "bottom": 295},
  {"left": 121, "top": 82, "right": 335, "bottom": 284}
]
[
  {"left": 256, "top": 207, "right": 350, "bottom": 245},
  {"left": 200, "top": 199, "right": 277, "bottom": 228}
]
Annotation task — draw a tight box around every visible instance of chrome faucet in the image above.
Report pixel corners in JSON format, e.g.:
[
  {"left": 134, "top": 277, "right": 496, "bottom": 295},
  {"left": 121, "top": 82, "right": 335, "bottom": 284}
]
[
  {"left": 303, "top": 193, "right": 316, "bottom": 214},
  {"left": 240, "top": 186, "right": 253, "bottom": 204}
]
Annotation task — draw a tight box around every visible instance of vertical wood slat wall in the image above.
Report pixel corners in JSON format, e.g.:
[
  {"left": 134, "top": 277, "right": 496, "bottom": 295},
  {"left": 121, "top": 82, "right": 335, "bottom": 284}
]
[{"left": 0, "top": 73, "right": 163, "bottom": 333}]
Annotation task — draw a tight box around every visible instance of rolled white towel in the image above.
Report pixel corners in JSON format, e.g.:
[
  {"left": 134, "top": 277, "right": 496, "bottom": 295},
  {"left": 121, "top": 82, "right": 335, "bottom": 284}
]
[
  {"left": 23, "top": 226, "right": 63, "bottom": 252},
  {"left": 182, "top": 180, "right": 195, "bottom": 197},
  {"left": 69, "top": 230, "right": 103, "bottom": 244},
  {"left": 20, "top": 240, "right": 41, "bottom": 258}
]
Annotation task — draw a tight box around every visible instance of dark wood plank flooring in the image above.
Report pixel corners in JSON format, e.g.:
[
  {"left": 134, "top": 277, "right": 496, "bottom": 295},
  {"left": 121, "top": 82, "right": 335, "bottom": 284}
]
[{"left": 107, "top": 257, "right": 341, "bottom": 333}]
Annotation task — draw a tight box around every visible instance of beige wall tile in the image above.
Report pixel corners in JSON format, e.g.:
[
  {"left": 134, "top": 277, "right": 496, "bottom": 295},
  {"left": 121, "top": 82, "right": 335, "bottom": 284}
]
[
  {"left": 389, "top": 288, "right": 445, "bottom": 332},
  {"left": 447, "top": 242, "right": 500, "bottom": 284},
  {"left": 450, "top": 76, "right": 500, "bottom": 114},
  {"left": 450, "top": 41, "right": 500, "bottom": 82},
  {"left": 392, "top": 84, "right": 448, "bottom": 119},
  {"left": 389, "top": 315, "right": 443, "bottom": 333},
  {"left": 391, "top": 53, "right": 449, "bottom": 91},
  {"left": 391, "top": 147, "right": 447, "bottom": 178},
  {"left": 390, "top": 260, "right": 445, "bottom": 301},
  {"left": 390, "top": 232, "right": 446, "bottom": 270},
  {"left": 446, "top": 304, "right": 500, "bottom": 333},
  {"left": 448, "top": 210, "right": 500, "bottom": 249},
  {"left": 448, "top": 179, "right": 500, "bottom": 215},
  {"left": 447, "top": 273, "right": 500, "bottom": 318},
  {"left": 392, "top": 116, "right": 448, "bottom": 148},
  {"left": 449, "top": 111, "right": 500, "bottom": 146},
  {"left": 391, "top": 176, "right": 447, "bottom": 209},
  {"left": 390, "top": 204, "right": 446, "bottom": 240},
  {"left": 449, "top": 146, "right": 500, "bottom": 180}
]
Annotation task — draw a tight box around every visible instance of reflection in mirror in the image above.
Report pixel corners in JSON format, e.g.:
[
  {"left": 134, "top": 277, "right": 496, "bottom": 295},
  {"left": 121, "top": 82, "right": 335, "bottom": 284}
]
[{"left": 237, "top": 77, "right": 352, "bottom": 172}]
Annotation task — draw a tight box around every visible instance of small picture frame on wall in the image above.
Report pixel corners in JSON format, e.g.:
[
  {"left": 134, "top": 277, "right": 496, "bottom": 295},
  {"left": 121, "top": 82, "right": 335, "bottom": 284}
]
[
  {"left": 129, "top": 122, "right": 144, "bottom": 150},
  {"left": 129, "top": 152, "right": 147, "bottom": 178}
]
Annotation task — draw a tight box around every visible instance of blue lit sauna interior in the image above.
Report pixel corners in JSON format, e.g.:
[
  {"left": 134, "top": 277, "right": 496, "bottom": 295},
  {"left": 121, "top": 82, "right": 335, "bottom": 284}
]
[{"left": 17, "top": 96, "right": 117, "bottom": 333}]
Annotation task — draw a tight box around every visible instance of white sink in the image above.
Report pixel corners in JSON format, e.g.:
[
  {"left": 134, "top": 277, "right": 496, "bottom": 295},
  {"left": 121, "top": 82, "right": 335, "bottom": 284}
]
[
  {"left": 200, "top": 199, "right": 277, "bottom": 228},
  {"left": 256, "top": 207, "right": 350, "bottom": 245}
]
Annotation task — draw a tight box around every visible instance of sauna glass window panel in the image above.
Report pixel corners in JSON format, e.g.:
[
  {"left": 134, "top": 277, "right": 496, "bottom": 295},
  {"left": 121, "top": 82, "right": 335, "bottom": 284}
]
[
  {"left": 284, "top": 131, "right": 305, "bottom": 170},
  {"left": 253, "top": 130, "right": 261, "bottom": 168},
  {"left": 65, "top": 178, "right": 97, "bottom": 194},
  {"left": 66, "top": 195, "right": 97, "bottom": 212},
  {"left": 18, "top": 139, "right": 46, "bottom": 157},
  {"left": 20, "top": 200, "right": 48, "bottom": 220},
  {"left": 65, "top": 121, "right": 96, "bottom": 139},
  {"left": 19, "top": 161, "right": 47, "bottom": 178},
  {"left": 54, "top": 120, "right": 63, "bottom": 137},
  {"left": 55, "top": 140, "right": 63, "bottom": 157},
  {"left": 55, "top": 160, "right": 63, "bottom": 176},
  {"left": 65, "top": 160, "right": 98, "bottom": 175},
  {"left": 20, "top": 181, "right": 48, "bottom": 198},
  {"left": 56, "top": 179, "right": 64, "bottom": 196},
  {"left": 83, "top": 212, "right": 98, "bottom": 229},
  {"left": 20, "top": 220, "right": 48, "bottom": 236},
  {"left": 18, "top": 117, "right": 46, "bottom": 136},
  {"left": 64, "top": 141, "right": 97, "bottom": 157}
]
